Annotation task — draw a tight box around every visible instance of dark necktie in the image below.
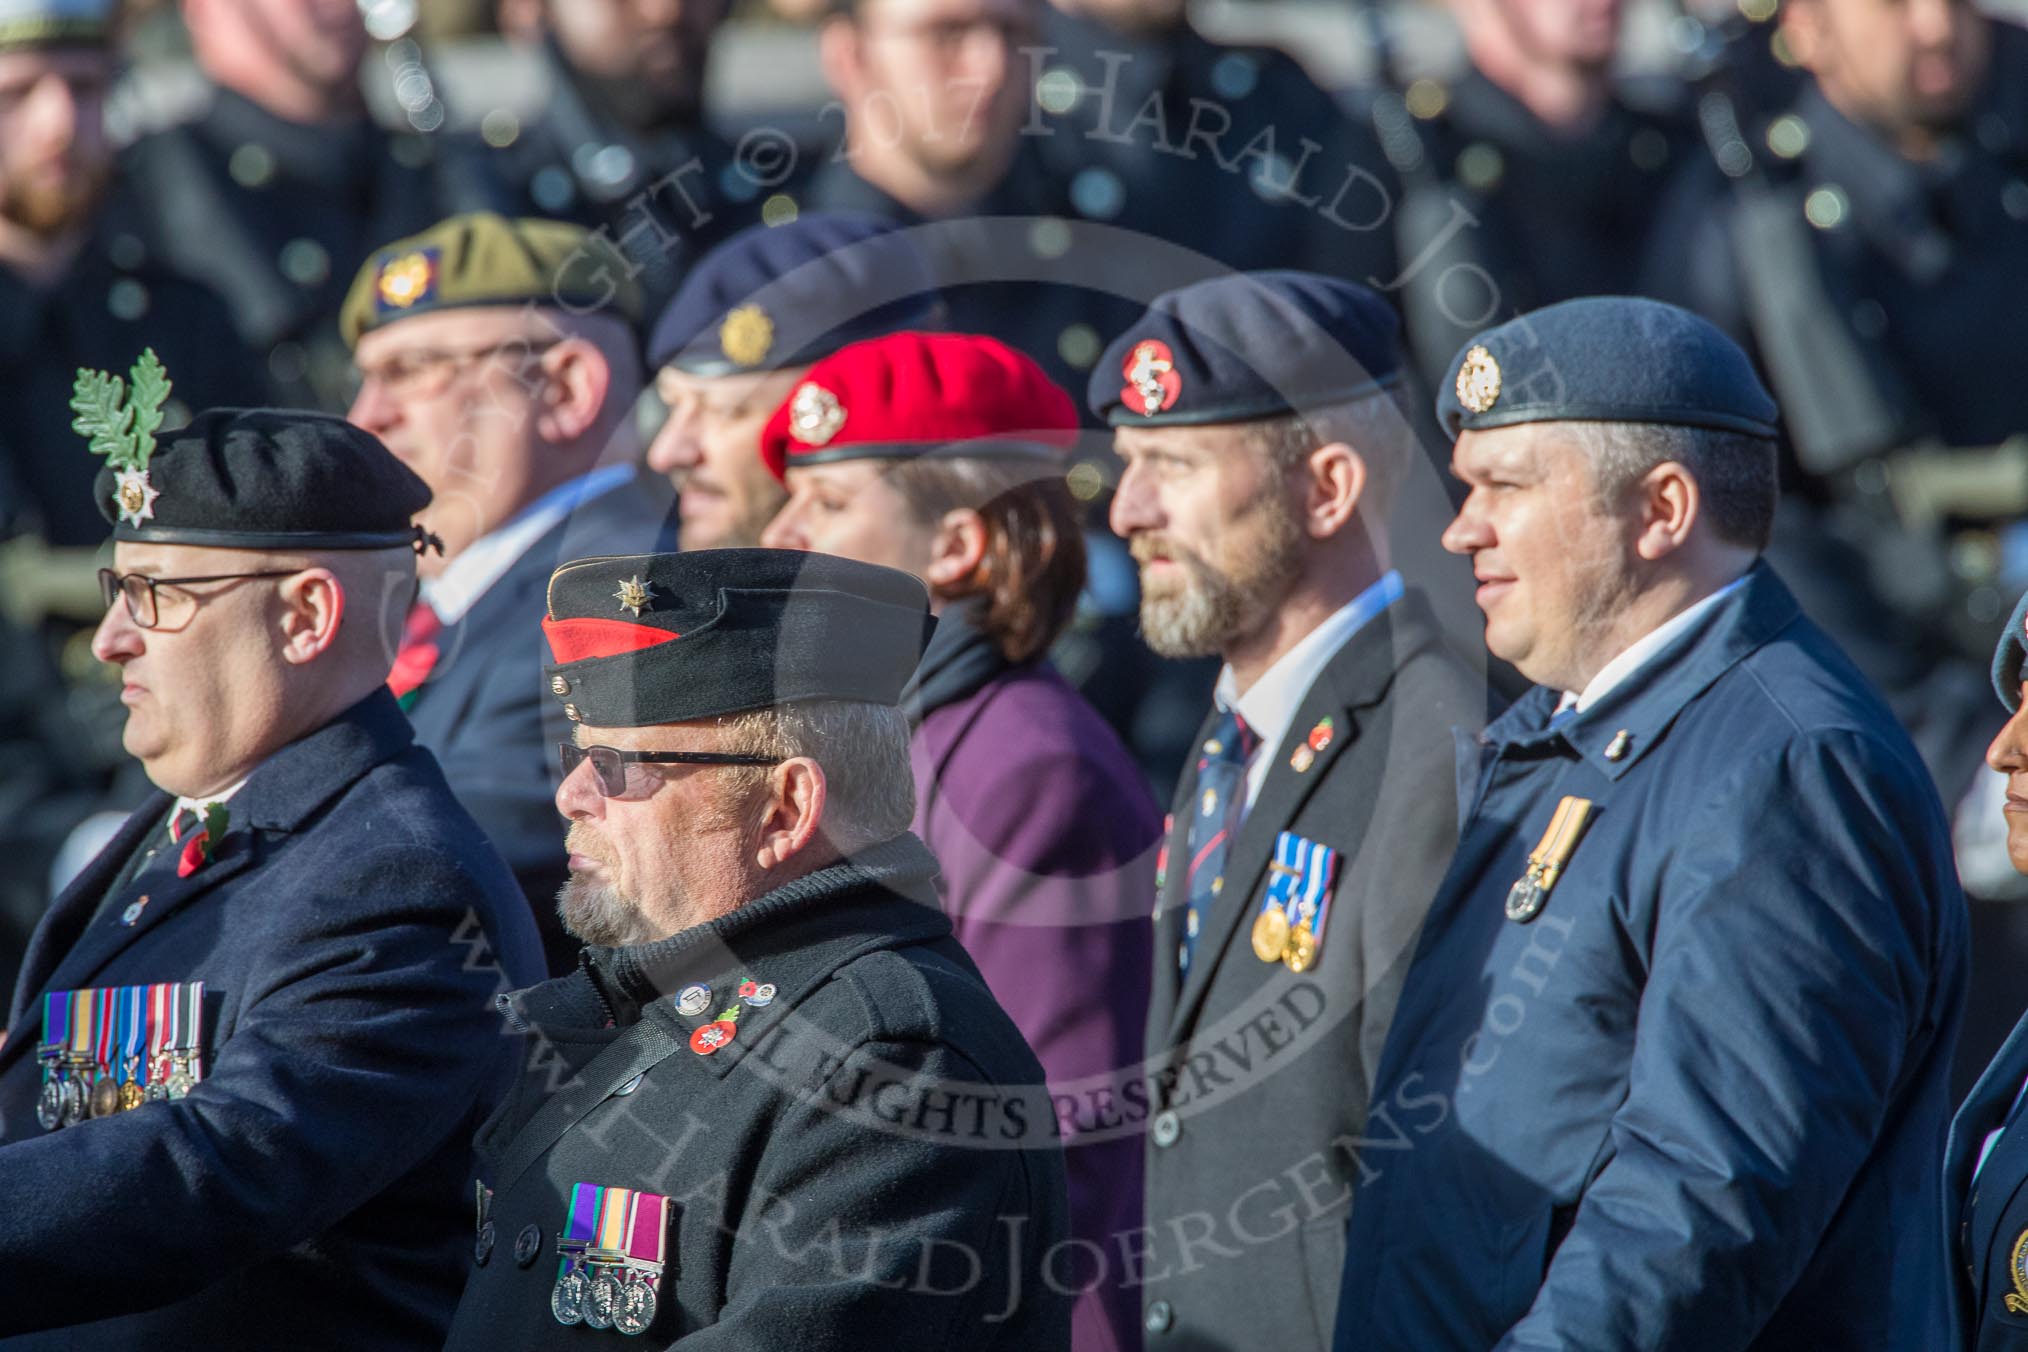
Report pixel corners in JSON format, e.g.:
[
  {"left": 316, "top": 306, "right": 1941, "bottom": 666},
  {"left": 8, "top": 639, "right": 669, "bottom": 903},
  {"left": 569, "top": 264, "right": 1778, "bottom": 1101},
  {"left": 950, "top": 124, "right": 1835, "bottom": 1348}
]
[
  {"left": 387, "top": 600, "right": 444, "bottom": 709},
  {"left": 1178, "top": 707, "right": 1259, "bottom": 975}
]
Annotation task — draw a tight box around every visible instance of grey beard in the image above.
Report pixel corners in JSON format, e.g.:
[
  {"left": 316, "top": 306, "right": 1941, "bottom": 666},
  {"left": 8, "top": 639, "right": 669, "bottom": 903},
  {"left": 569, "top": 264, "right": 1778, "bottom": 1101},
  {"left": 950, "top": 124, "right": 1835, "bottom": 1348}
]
[
  {"left": 557, "top": 874, "right": 656, "bottom": 948},
  {"left": 1137, "top": 512, "right": 1306, "bottom": 659}
]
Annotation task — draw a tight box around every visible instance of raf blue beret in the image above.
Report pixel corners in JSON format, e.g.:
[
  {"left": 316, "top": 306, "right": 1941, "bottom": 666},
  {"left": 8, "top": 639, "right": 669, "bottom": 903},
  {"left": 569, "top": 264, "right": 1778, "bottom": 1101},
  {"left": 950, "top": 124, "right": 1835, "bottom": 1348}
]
[
  {"left": 1993, "top": 588, "right": 2028, "bottom": 712},
  {"left": 1435, "top": 296, "right": 1779, "bottom": 442},
  {"left": 647, "top": 213, "right": 938, "bottom": 375},
  {"left": 1087, "top": 271, "right": 1403, "bottom": 427}
]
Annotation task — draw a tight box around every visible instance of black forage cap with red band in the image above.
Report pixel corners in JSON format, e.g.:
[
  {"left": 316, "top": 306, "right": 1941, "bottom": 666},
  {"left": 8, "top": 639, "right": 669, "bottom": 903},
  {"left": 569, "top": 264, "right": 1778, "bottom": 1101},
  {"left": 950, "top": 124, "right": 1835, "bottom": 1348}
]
[
  {"left": 755, "top": 331, "right": 1080, "bottom": 484},
  {"left": 540, "top": 548, "right": 935, "bottom": 728}
]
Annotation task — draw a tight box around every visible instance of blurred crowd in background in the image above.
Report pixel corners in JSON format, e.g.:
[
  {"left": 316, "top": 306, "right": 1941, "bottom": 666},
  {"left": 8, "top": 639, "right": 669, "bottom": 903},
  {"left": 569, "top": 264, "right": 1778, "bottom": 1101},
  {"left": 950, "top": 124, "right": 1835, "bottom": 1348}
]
[{"left": 4, "top": 0, "right": 2028, "bottom": 1084}]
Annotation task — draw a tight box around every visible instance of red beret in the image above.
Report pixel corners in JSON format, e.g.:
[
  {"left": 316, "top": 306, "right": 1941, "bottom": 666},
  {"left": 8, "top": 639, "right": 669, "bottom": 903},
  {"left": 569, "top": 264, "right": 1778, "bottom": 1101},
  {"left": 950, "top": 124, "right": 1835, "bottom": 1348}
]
[{"left": 757, "top": 331, "right": 1078, "bottom": 483}]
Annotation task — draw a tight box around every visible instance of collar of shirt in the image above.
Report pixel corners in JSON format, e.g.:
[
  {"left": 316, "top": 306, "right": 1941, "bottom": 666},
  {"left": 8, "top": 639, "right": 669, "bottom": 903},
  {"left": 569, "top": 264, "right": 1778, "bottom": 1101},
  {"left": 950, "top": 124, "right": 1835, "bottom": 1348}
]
[
  {"left": 1555, "top": 573, "right": 1750, "bottom": 718},
  {"left": 421, "top": 464, "right": 637, "bottom": 625},
  {"left": 1214, "top": 570, "right": 1404, "bottom": 809},
  {"left": 172, "top": 776, "right": 249, "bottom": 824}
]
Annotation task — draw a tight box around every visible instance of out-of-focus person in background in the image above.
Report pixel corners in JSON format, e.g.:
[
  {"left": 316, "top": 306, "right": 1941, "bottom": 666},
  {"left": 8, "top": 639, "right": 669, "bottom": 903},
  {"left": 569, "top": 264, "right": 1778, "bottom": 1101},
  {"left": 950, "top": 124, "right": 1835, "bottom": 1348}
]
[
  {"left": 482, "top": 0, "right": 753, "bottom": 308},
  {"left": 0, "top": 0, "right": 252, "bottom": 996},
  {"left": 342, "top": 211, "right": 675, "bottom": 974},
  {"left": 1385, "top": 0, "right": 1695, "bottom": 384},
  {"left": 1646, "top": 0, "right": 2028, "bottom": 808},
  {"left": 1030, "top": 0, "right": 1399, "bottom": 309},
  {"left": 120, "top": 0, "right": 477, "bottom": 410},
  {"left": 644, "top": 210, "right": 937, "bottom": 551},
  {"left": 1946, "top": 588, "right": 2028, "bottom": 1352},
  {"left": 761, "top": 331, "right": 1158, "bottom": 1352}
]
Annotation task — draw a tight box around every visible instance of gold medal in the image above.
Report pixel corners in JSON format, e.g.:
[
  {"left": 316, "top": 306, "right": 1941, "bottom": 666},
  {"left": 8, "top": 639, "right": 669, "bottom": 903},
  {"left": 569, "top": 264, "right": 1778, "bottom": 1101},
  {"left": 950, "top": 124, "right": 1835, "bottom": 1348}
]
[
  {"left": 89, "top": 1075, "right": 118, "bottom": 1118},
  {"left": 1283, "top": 923, "right": 1319, "bottom": 973},
  {"left": 1251, "top": 907, "right": 1291, "bottom": 963},
  {"left": 118, "top": 1082, "right": 145, "bottom": 1112}
]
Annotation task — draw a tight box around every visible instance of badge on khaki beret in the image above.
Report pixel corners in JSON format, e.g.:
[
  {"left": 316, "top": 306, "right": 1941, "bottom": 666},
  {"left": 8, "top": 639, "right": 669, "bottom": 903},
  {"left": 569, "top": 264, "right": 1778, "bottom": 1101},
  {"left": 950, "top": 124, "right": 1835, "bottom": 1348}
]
[
  {"left": 1455, "top": 344, "right": 1503, "bottom": 415},
  {"left": 71, "top": 349, "right": 172, "bottom": 528},
  {"left": 1121, "top": 339, "right": 1182, "bottom": 417},
  {"left": 375, "top": 247, "right": 439, "bottom": 313},
  {"left": 719, "top": 303, "right": 774, "bottom": 369},
  {"left": 788, "top": 382, "right": 846, "bottom": 446}
]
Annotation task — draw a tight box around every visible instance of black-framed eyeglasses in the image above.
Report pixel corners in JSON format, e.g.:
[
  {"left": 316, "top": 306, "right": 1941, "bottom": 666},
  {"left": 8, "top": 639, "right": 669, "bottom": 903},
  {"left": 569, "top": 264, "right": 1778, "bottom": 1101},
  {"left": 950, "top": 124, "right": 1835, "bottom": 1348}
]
[
  {"left": 558, "top": 742, "right": 782, "bottom": 798},
  {"left": 98, "top": 567, "right": 302, "bottom": 630},
  {"left": 354, "top": 339, "right": 563, "bottom": 400}
]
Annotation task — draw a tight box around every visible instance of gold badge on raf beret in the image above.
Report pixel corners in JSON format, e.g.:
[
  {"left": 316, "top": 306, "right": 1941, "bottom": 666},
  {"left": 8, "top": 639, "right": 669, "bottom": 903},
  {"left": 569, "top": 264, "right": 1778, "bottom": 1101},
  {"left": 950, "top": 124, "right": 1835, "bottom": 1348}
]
[
  {"left": 2007, "top": 1228, "right": 2028, "bottom": 1314},
  {"left": 375, "top": 249, "right": 437, "bottom": 311},
  {"left": 719, "top": 303, "right": 774, "bottom": 369},
  {"left": 1455, "top": 343, "right": 1503, "bottom": 415},
  {"left": 788, "top": 382, "right": 847, "bottom": 447}
]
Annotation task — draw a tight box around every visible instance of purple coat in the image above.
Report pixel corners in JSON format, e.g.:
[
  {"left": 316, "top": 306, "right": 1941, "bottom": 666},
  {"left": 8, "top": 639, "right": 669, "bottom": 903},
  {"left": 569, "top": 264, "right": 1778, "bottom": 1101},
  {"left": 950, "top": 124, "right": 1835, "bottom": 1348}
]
[{"left": 913, "top": 660, "right": 1160, "bottom": 1352}]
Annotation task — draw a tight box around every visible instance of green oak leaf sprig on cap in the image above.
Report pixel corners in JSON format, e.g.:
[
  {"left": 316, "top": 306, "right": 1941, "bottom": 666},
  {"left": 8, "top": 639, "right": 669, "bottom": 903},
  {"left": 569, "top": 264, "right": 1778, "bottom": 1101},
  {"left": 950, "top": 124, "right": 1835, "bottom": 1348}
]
[{"left": 71, "top": 348, "right": 174, "bottom": 528}]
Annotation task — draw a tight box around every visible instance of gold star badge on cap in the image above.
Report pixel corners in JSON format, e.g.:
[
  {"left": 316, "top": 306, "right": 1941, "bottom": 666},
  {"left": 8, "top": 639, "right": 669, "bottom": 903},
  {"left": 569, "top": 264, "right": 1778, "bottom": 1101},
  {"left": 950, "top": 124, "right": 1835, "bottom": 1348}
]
[
  {"left": 613, "top": 575, "right": 656, "bottom": 617},
  {"left": 376, "top": 250, "right": 435, "bottom": 310},
  {"left": 1455, "top": 344, "right": 1503, "bottom": 415},
  {"left": 789, "top": 382, "right": 846, "bottom": 447},
  {"left": 719, "top": 304, "right": 774, "bottom": 368}
]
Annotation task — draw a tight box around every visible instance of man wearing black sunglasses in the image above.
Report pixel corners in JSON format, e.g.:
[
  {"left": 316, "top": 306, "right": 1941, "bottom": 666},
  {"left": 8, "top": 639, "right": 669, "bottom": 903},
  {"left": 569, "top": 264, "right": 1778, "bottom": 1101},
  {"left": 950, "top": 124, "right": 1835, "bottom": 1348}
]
[
  {"left": 444, "top": 548, "right": 1072, "bottom": 1349},
  {"left": 0, "top": 404, "right": 544, "bottom": 1349}
]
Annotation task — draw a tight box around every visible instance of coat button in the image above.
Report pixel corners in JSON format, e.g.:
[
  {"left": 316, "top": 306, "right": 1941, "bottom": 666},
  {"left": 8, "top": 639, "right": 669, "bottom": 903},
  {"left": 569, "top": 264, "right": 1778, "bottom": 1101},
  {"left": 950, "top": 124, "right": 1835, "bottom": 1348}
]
[
  {"left": 474, "top": 1220, "right": 496, "bottom": 1266},
  {"left": 550, "top": 675, "right": 570, "bottom": 696},
  {"left": 1145, "top": 1299, "right": 1174, "bottom": 1334},
  {"left": 514, "top": 1224, "right": 542, "bottom": 1267},
  {"left": 1151, "top": 1110, "right": 1181, "bottom": 1148}
]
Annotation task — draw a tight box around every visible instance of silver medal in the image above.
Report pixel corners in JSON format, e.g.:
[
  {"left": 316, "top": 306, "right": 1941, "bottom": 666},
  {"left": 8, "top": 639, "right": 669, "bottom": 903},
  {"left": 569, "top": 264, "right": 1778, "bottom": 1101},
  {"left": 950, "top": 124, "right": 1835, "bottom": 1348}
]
[
  {"left": 550, "top": 1267, "right": 587, "bottom": 1326},
  {"left": 58, "top": 1075, "right": 84, "bottom": 1127},
  {"left": 614, "top": 1277, "right": 657, "bottom": 1336},
  {"left": 584, "top": 1269, "right": 622, "bottom": 1329},
  {"left": 36, "top": 1077, "right": 62, "bottom": 1131}
]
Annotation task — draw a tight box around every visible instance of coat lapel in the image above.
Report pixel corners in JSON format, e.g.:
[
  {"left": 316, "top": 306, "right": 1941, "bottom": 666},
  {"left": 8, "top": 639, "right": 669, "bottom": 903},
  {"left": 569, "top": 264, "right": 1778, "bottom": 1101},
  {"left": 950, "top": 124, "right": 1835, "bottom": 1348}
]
[{"left": 1166, "top": 597, "right": 1439, "bottom": 1041}]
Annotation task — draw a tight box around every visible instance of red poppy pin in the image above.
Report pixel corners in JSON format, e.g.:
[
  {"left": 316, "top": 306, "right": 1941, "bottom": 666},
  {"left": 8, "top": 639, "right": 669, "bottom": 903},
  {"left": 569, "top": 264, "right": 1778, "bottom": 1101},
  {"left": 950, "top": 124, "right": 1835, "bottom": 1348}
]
[{"left": 175, "top": 802, "right": 230, "bottom": 878}]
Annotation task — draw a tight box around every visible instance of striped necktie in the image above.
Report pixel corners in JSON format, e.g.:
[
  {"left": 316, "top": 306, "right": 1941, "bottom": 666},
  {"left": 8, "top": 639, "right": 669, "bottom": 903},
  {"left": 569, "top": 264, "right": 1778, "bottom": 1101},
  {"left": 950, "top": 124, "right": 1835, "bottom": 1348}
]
[{"left": 1179, "top": 707, "right": 1259, "bottom": 975}]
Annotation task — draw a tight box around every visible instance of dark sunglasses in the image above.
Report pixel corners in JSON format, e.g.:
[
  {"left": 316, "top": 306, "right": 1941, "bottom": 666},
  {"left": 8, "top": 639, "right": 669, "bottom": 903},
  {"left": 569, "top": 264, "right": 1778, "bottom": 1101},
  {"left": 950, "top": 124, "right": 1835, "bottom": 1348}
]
[{"left": 557, "top": 742, "right": 782, "bottom": 797}]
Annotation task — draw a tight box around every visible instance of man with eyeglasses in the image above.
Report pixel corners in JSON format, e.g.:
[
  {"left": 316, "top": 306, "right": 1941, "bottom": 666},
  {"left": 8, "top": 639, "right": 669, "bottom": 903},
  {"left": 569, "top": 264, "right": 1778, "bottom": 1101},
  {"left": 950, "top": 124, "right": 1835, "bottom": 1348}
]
[
  {"left": 342, "top": 211, "right": 676, "bottom": 973},
  {"left": 443, "top": 546, "right": 1070, "bottom": 1348},
  {"left": 0, "top": 403, "right": 544, "bottom": 1348}
]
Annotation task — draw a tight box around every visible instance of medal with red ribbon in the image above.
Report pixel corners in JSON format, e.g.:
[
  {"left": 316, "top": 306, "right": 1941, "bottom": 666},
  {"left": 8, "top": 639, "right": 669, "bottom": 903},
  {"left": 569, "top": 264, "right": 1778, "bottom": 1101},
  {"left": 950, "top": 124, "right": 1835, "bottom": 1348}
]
[{"left": 551, "top": 1182, "right": 671, "bottom": 1335}]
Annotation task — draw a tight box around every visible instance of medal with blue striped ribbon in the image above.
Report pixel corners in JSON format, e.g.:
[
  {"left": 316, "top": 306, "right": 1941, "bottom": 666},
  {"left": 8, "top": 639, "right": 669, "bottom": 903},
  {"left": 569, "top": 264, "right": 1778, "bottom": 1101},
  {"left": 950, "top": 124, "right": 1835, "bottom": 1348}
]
[{"left": 1251, "top": 832, "right": 1340, "bottom": 973}]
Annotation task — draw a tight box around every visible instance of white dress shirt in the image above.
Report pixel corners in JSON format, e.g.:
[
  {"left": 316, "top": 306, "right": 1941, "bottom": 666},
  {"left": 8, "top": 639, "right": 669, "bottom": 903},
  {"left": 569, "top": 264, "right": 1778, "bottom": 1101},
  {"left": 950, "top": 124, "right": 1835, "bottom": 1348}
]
[
  {"left": 1554, "top": 573, "right": 1751, "bottom": 716},
  {"left": 420, "top": 464, "right": 637, "bottom": 625}
]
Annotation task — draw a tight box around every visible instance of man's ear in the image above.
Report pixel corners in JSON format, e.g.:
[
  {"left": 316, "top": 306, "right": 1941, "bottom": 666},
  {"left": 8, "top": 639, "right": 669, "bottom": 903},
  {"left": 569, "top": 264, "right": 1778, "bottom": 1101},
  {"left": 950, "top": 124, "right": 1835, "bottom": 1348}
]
[
  {"left": 1629, "top": 461, "right": 1699, "bottom": 562},
  {"left": 532, "top": 340, "right": 614, "bottom": 444},
  {"left": 1304, "top": 441, "right": 1367, "bottom": 540},
  {"left": 925, "top": 508, "right": 989, "bottom": 594},
  {"left": 818, "top": 14, "right": 866, "bottom": 102},
  {"left": 755, "top": 757, "right": 829, "bottom": 869},
  {"left": 278, "top": 569, "right": 345, "bottom": 665}
]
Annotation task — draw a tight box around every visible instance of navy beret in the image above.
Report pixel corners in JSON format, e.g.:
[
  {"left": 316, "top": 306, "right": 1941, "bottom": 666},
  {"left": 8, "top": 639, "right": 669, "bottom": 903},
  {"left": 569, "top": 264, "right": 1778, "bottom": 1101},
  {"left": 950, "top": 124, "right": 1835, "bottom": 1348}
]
[
  {"left": 1087, "top": 271, "right": 1403, "bottom": 427},
  {"left": 1435, "top": 296, "right": 1779, "bottom": 442},
  {"left": 647, "top": 213, "right": 938, "bottom": 376},
  {"left": 92, "top": 407, "right": 432, "bottom": 551},
  {"left": 1993, "top": 588, "right": 2028, "bottom": 712},
  {"left": 541, "top": 549, "right": 935, "bottom": 727}
]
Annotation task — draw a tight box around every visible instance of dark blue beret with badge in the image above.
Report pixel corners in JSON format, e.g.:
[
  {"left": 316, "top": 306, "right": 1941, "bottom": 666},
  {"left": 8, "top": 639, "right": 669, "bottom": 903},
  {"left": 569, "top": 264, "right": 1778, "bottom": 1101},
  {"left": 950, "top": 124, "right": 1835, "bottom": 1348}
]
[
  {"left": 646, "top": 213, "right": 939, "bottom": 376},
  {"left": 76, "top": 350, "right": 433, "bottom": 551},
  {"left": 540, "top": 549, "right": 935, "bottom": 728},
  {"left": 1992, "top": 587, "right": 2028, "bottom": 712},
  {"left": 1435, "top": 296, "right": 1780, "bottom": 442},
  {"left": 1087, "top": 271, "right": 1403, "bottom": 427}
]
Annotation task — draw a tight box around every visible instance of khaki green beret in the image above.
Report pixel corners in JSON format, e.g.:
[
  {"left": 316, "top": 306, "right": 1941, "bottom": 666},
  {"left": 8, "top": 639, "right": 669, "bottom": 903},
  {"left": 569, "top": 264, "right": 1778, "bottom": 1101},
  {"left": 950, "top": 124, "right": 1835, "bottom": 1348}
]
[{"left": 340, "top": 212, "right": 642, "bottom": 348}]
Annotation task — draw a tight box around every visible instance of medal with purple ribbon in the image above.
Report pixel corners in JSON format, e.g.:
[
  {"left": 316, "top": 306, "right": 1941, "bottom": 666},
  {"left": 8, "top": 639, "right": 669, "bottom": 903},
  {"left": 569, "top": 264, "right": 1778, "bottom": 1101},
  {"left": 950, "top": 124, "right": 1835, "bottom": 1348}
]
[{"left": 552, "top": 1182, "right": 602, "bottom": 1326}]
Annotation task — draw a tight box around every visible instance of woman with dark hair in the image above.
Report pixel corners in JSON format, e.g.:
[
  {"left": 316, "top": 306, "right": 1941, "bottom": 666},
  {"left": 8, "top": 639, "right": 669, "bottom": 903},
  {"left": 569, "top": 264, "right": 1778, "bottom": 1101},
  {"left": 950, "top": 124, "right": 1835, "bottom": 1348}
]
[
  {"left": 1949, "top": 589, "right": 2028, "bottom": 1351},
  {"left": 762, "top": 331, "right": 1158, "bottom": 1352}
]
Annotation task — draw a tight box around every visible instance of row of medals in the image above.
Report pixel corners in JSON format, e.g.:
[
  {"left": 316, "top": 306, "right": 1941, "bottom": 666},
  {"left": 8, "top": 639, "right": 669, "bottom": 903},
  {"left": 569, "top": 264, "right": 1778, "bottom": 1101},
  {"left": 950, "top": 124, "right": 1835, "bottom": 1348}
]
[
  {"left": 36, "top": 1052, "right": 197, "bottom": 1130},
  {"left": 1250, "top": 901, "right": 1320, "bottom": 972},
  {"left": 552, "top": 1246, "right": 658, "bottom": 1336}
]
